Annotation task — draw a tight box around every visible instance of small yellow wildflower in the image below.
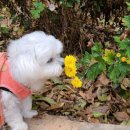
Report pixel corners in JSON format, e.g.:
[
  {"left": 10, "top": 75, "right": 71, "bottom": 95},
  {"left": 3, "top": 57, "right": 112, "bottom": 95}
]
[
  {"left": 104, "top": 49, "right": 115, "bottom": 56},
  {"left": 71, "top": 76, "right": 82, "bottom": 88},
  {"left": 121, "top": 57, "right": 127, "bottom": 62},
  {"left": 64, "top": 65, "right": 77, "bottom": 77},
  {"left": 116, "top": 53, "right": 121, "bottom": 58},
  {"left": 64, "top": 55, "right": 77, "bottom": 66},
  {"left": 127, "top": 59, "right": 130, "bottom": 64},
  {"left": 103, "top": 49, "right": 115, "bottom": 64}
]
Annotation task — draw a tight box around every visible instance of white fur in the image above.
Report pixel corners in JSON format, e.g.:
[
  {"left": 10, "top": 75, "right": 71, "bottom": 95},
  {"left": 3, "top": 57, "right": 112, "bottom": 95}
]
[{"left": 1, "top": 31, "right": 63, "bottom": 130}]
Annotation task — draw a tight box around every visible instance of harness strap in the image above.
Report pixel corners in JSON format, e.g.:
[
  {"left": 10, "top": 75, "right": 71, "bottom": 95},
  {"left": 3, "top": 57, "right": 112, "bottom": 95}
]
[
  {"left": 0, "top": 53, "right": 6, "bottom": 128},
  {"left": 0, "top": 90, "right": 4, "bottom": 128}
]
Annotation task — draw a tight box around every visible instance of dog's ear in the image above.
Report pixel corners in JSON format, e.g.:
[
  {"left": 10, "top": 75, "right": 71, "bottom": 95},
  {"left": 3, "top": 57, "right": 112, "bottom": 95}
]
[{"left": 34, "top": 44, "right": 50, "bottom": 65}]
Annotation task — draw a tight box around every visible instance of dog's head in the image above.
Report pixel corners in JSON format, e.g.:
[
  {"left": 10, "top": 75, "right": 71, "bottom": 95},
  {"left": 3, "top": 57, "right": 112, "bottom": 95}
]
[{"left": 7, "top": 31, "right": 63, "bottom": 90}]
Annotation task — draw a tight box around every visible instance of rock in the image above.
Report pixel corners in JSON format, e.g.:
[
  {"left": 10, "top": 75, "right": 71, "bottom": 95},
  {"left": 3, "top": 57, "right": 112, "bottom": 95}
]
[{"left": 26, "top": 114, "right": 130, "bottom": 130}]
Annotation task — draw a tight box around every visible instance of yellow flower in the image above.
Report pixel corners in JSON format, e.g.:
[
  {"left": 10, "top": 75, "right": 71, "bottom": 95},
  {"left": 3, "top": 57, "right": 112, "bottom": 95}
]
[
  {"left": 116, "top": 53, "right": 121, "bottom": 58},
  {"left": 71, "top": 76, "right": 82, "bottom": 88},
  {"left": 121, "top": 57, "right": 126, "bottom": 62},
  {"left": 103, "top": 49, "right": 115, "bottom": 64},
  {"left": 104, "top": 49, "right": 115, "bottom": 57},
  {"left": 127, "top": 59, "right": 130, "bottom": 64},
  {"left": 64, "top": 55, "right": 77, "bottom": 66},
  {"left": 64, "top": 65, "right": 77, "bottom": 77}
]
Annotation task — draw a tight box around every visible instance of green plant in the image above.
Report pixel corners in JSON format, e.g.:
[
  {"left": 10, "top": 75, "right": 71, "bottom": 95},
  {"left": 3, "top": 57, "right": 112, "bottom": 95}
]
[
  {"left": 80, "top": 2, "right": 130, "bottom": 84},
  {"left": 31, "top": 2, "right": 46, "bottom": 19},
  {"left": 80, "top": 42, "right": 130, "bottom": 83},
  {"left": 0, "top": 25, "right": 9, "bottom": 34}
]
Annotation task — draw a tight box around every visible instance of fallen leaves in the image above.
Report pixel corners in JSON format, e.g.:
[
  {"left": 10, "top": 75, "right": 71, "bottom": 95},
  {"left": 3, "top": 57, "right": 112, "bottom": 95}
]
[
  {"left": 31, "top": 74, "right": 130, "bottom": 125},
  {"left": 97, "top": 73, "right": 110, "bottom": 86},
  {"left": 113, "top": 112, "right": 130, "bottom": 122}
]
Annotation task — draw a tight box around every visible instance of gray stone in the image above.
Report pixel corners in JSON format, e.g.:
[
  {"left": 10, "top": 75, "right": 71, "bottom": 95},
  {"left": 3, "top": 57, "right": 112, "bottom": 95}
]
[{"left": 26, "top": 114, "right": 130, "bottom": 130}]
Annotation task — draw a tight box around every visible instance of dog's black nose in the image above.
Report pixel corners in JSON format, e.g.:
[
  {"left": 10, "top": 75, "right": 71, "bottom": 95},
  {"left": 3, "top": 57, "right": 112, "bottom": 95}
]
[{"left": 62, "top": 64, "right": 65, "bottom": 68}]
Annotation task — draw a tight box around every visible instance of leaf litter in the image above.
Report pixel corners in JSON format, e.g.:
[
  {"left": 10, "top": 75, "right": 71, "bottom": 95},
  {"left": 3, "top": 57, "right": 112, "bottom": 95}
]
[{"left": 32, "top": 73, "right": 130, "bottom": 125}]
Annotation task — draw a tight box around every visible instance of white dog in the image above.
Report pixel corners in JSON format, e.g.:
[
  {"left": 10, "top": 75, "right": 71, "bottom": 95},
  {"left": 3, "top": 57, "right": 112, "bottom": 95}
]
[{"left": 0, "top": 31, "right": 63, "bottom": 130}]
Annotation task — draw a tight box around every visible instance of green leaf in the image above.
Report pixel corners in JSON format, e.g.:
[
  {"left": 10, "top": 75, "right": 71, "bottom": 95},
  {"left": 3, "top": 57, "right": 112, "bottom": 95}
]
[
  {"left": 92, "top": 112, "right": 104, "bottom": 118},
  {"left": 92, "top": 43, "right": 102, "bottom": 52},
  {"left": 0, "top": 27, "right": 9, "bottom": 34},
  {"left": 121, "top": 120, "right": 130, "bottom": 126},
  {"left": 76, "top": 0, "right": 80, "bottom": 3},
  {"left": 80, "top": 52, "right": 92, "bottom": 65},
  {"left": 74, "top": 99, "right": 86, "bottom": 110},
  {"left": 98, "top": 94, "right": 109, "bottom": 102},
  {"left": 113, "top": 36, "right": 129, "bottom": 49},
  {"left": 108, "top": 64, "right": 120, "bottom": 83},
  {"left": 126, "top": 46, "right": 130, "bottom": 57},
  {"left": 0, "top": 16, "right": 3, "bottom": 20},
  {"left": 33, "top": 2, "right": 45, "bottom": 12},
  {"left": 127, "top": 121, "right": 130, "bottom": 126},
  {"left": 98, "top": 61, "right": 106, "bottom": 71},
  {"left": 119, "top": 90, "right": 130, "bottom": 99},
  {"left": 51, "top": 77, "right": 62, "bottom": 84},
  {"left": 119, "top": 63, "right": 130, "bottom": 76},
  {"left": 57, "top": 85, "right": 68, "bottom": 91},
  {"left": 126, "top": 2, "right": 130, "bottom": 7},
  {"left": 37, "top": 2, "right": 45, "bottom": 12},
  {"left": 123, "top": 16, "right": 130, "bottom": 29},
  {"left": 31, "top": 2, "right": 45, "bottom": 19},
  {"left": 31, "top": 10, "right": 40, "bottom": 19},
  {"left": 38, "top": 97, "right": 56, "bottom": 105},
  {"left": 91, "top": 43, "right": 103, "bottom": 58},
  {"left": 126, "top": 2, "right": 130, "bottom": 10},
  {"left": 86, "top": 63, "right": 104, "bottom": 80},
  {"left": 66, "top": 2, "right": 73, "bottom": 7},
  {"left": 113, "top": 36, "right": 121, "bottom": 44}
]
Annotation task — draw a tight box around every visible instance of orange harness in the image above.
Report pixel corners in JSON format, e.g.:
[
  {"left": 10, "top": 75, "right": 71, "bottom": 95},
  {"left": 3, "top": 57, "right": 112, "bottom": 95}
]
[{"left": 0, "top": 52, "right": 31, "bottom": 127}]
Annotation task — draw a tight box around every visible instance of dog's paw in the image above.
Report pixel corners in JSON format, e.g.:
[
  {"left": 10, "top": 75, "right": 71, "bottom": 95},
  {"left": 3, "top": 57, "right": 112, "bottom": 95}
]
[
  {"left": 23, "top": 110, "right": 38, "bottom": 118},
  {"left": 12, "top": 122, "right": 28, "bottom": 130}
]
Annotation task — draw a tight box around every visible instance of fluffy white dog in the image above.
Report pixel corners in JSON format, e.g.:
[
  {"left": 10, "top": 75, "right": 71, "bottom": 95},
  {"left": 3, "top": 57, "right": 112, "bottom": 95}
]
[{"left": 0, "top": 31, "right": 63, "bottom": 130}]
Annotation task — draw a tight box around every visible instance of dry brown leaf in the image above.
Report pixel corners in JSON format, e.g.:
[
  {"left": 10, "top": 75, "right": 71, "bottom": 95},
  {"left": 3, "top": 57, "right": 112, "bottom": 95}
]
[
  {"left": 79, "top": 91, "right": 86, "bottom": 99},
  {"left": 120, "top": 30, "right": 130, "bottom": 40},
  {"left": 85, "top": 87, "right": 94, "bottom": 102},
  {"left": 88, "top": 117, "right": 100, "bottom": 123},
  {"left": 121, "top": 78, "right": 130, "bottom": 90},
  {"left": 92, "top": 105, "right": 110, "bottom": 114},
  {"left": 87, "top": 41, "right": 94, "bottom": 48},
  {"left": 98, "top": 73, "right": 110, "bottom": 86},
  {"left": 85, "top": 105, "right": 110, "bottom": 115},
  {"left": 127, "top": 108, "right": 130, "bottom": 114},
  {"left": 113, "top": 112, "right": 130, "bottom": 122},
  {"left": 47, "top": 102, "right": 64, "bottom": 110},
  {"left": 94, "top": 80, "right": 103, "bottom": 88},
  {"left": 40, "top": 102, "right": 50, "bottom": 110},
  {"left": 85, "top": 106, "right": 93, "bottom": 114}
]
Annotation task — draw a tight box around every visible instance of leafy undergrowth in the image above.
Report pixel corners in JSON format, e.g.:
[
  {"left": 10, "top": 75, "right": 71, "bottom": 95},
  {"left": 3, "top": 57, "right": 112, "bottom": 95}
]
[
  {"left": 33, "top": 74, "right": 130, "bottom": 125},
  {"left": 0, "top": 0, "right": 127, "bottom": 53}
]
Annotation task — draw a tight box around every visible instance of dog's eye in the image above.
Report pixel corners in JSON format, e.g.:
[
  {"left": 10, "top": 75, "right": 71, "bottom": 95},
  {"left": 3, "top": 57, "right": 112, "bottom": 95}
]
[{"left": 47, "top": 58, "right": 53, "bottom": 63}]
